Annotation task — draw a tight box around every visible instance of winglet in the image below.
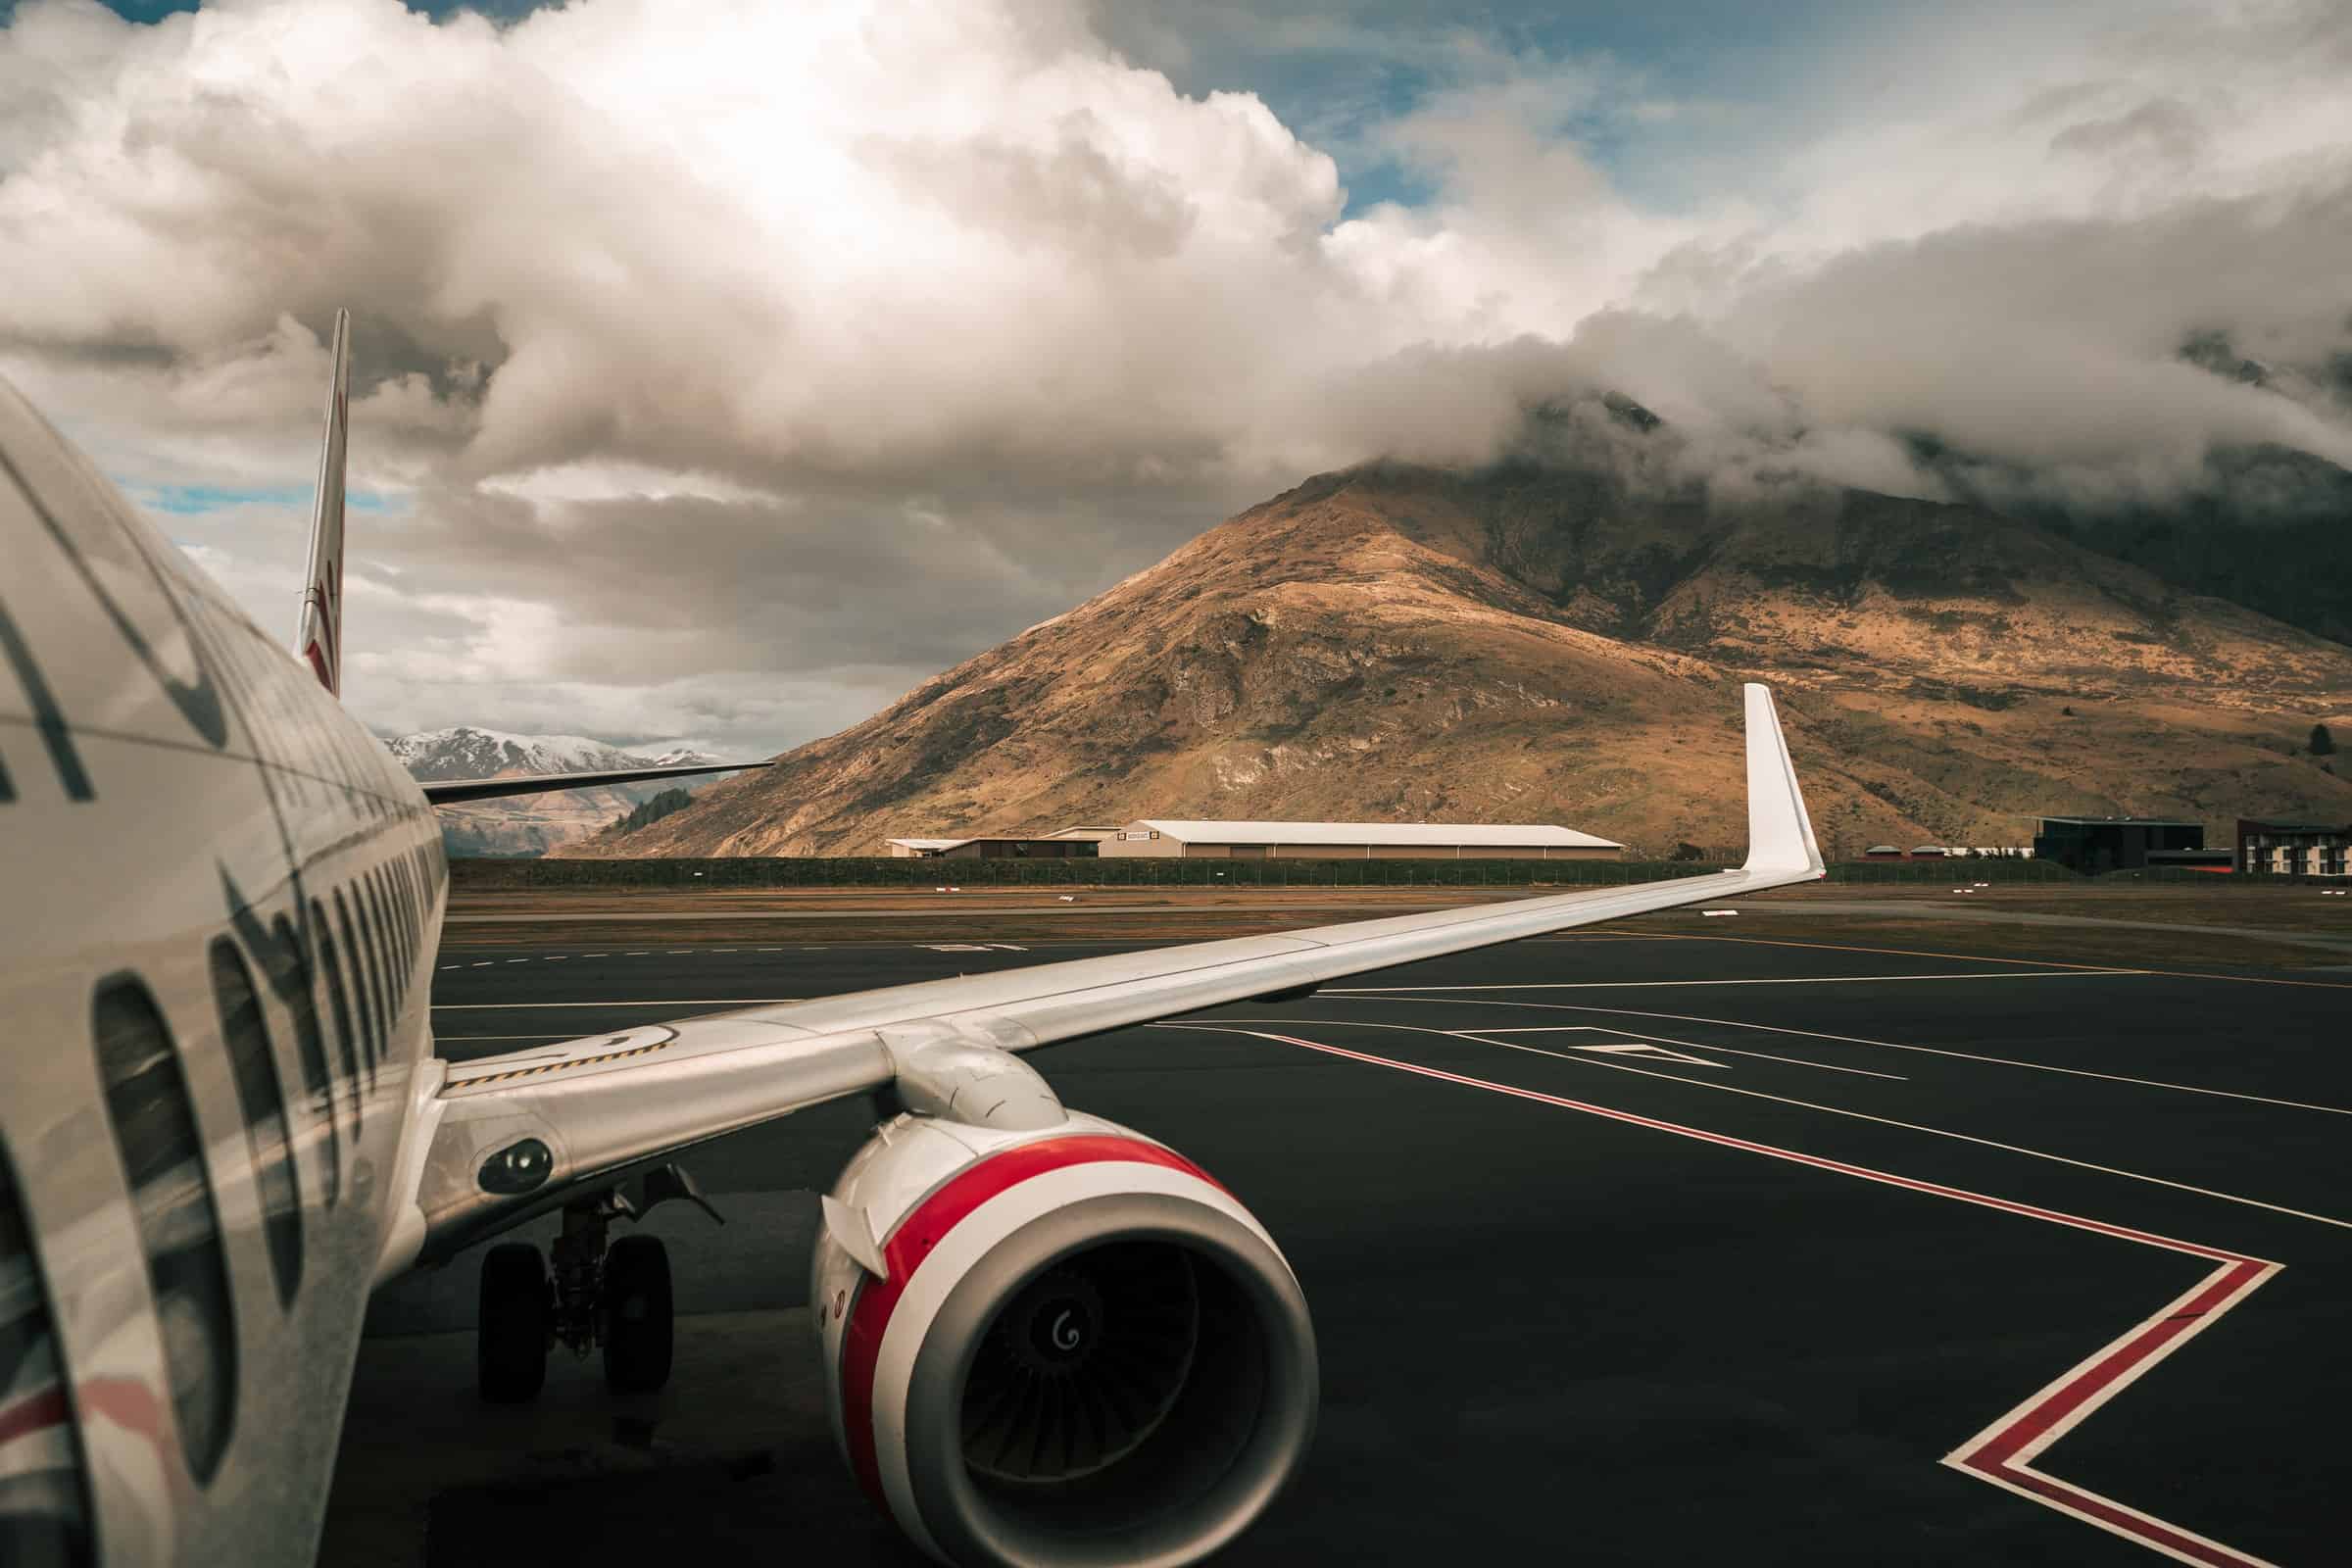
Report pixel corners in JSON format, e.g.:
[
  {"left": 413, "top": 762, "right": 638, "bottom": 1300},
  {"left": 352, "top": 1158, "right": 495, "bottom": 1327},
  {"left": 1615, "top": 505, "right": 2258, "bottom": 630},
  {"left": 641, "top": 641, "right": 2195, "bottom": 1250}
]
[
  {"left": 1741, "top": 683, "right": 1825, "bottom": 875},
  {"left": 294, "top": 308, "right": 352, "bottom": 696}
]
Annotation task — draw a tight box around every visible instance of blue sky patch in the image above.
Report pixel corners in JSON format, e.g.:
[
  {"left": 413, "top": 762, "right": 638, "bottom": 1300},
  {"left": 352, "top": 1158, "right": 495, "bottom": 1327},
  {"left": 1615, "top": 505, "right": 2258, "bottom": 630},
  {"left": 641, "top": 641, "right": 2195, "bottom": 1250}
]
[
  {"left": 80, "top": 1, "right": 547, "bottom": 19},
  {"left": 131, "top": 482, "right": 405, "bottom": 516}
]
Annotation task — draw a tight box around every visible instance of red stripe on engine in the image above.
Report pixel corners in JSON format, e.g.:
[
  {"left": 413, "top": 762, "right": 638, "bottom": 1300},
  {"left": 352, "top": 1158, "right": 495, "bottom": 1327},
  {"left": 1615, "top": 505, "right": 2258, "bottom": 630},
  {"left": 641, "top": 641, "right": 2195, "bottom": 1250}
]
[{"left": 838, "top": 1133, "right": 1219, "bottom": 1511}]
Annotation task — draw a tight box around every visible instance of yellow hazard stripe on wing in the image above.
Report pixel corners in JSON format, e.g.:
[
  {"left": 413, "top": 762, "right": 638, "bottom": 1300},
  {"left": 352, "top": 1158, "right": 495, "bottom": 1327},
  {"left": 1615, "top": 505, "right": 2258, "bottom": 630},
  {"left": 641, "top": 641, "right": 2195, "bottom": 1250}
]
[{"left": 445, "top": 1034, "right": 675, "bottom": 1089}]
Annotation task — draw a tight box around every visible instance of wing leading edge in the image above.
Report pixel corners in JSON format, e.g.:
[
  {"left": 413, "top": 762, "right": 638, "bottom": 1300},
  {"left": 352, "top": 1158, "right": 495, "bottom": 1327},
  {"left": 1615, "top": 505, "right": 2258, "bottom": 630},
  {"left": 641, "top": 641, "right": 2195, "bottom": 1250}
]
[
  {"left": 383, "top": 684, "right": 1823, "bottom": 1278},
  {"left": 421, "top": 759, "right": 770, "bottom": 805}
]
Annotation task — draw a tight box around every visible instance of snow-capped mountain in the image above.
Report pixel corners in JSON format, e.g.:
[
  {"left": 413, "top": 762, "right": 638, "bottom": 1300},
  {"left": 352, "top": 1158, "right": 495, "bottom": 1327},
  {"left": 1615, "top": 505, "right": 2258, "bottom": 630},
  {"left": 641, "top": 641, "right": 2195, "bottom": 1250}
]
[
  {"left": 384, "top": 726, "right": 718, "bottom": 782},
  {"left": 383, "top": 726, "right": 731, "bottom": 857}
]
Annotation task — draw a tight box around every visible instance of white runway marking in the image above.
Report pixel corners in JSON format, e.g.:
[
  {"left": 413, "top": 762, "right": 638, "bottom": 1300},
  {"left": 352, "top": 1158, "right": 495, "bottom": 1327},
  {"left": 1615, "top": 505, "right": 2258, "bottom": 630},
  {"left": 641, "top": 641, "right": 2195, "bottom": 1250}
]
[
  {"left": 1180, "top": 1017, "right": 2351, "bottom": 1230},
  {"left": 1163, "top": 1022, "right": 2283, "bottom": 1568},
  {"left": 1332, "top": 970, "right": 2146, "bottom": 992},
  {"left": 1565, "top": 1040, "right": 1728, "bottom": 1067},
  {"left": 430, "top": 998, "right": 805, "bottom": 1009},
  {"left": 1368, "top": 994, "right": 2352, "bottom": 1117},
  {"left": 1466, "top": 1025, "right": 1908, "bottom": 1080}
]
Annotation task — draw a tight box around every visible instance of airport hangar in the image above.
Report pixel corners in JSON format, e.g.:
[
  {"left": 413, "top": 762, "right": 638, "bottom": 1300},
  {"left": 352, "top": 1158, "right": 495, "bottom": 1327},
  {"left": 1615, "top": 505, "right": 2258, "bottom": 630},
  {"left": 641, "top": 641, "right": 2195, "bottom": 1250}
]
[
  {"left": 1097, "top": 819, "right": 1624, "bottom": 860},
  {"left": 885, "top": 826, "right": 1116, "bottom": 858},
  {"left": 886, "top": 820, "right": 1627, "bottom": 860}
]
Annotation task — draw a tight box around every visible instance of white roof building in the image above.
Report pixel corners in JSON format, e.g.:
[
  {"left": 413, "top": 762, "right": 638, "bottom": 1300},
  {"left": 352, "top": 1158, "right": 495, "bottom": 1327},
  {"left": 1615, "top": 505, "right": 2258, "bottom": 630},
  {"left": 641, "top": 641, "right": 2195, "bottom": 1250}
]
[
  {"left": 885, "top": 837, "right": 973, "bottom": 857},
  {"left": 885, "top": 828, "right": 1114, "bottom": 858},
  {"left": 1099, "top": 819, "right": 1621, "bottom": 860}
]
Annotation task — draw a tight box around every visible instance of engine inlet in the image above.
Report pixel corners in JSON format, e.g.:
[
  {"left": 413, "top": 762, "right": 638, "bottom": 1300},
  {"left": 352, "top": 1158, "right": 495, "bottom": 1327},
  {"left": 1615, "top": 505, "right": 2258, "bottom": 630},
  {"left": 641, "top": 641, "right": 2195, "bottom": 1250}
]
[{"left": 962, "top": 1245, "right": 1200, "bottom": 1484}]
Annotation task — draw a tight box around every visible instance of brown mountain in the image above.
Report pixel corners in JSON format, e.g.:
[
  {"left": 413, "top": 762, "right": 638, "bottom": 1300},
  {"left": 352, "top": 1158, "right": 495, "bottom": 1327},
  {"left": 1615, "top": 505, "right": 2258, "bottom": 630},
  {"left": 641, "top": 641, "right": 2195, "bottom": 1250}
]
[{"left": 558, "top": 461, "right": 2352, "bottom": 859}]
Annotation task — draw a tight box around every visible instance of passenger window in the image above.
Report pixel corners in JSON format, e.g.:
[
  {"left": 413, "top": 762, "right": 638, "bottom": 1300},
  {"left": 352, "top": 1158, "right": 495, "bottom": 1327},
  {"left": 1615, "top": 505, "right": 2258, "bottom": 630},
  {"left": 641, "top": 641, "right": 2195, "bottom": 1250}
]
[
  {"left": 0, "top": 1140, "right": 97, "bottom": 1567},
  {"left": 397, "top": 861, "right": 418, "bottom": 965},
  {"left": 335, "top": 888, "right": 381, "bottom": 1080},
  {"left": 311, "top": 900, "right": 363, "bottom": 1132},
  {"left": 360, "top": 874, "right": 391, "bottom": 1025},
  {"left": 269, "top": 914, "right": 339, "bottom": 1210},
  {"left": 386, "top": 866, "right": 412, "bottom": 975},
  {"left": 368, "top": 872, "right": 402, "bottom": 1016},
  {"left": 210, "top": 940, "right": 303, "bottom": 1306},
  {"left": 91, "top": 976, "right": 237, "bottom": 1484}
]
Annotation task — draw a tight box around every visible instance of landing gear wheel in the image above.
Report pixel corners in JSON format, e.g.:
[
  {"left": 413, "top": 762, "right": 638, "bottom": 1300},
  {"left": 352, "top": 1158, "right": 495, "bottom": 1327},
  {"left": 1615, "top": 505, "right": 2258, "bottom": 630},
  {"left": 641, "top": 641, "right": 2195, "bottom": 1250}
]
[
  {"left": 602, "top": 1234, "right": 673, "bottom": 1394},
  {"left": 477, "top": 1242, "right": 550, "bottom": 1403}
]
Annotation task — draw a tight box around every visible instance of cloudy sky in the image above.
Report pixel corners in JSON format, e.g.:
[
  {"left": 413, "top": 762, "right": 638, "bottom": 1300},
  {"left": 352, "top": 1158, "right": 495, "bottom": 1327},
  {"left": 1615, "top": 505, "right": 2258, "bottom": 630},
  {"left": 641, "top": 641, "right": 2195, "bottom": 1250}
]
[{"left": 3, "top": 0, "right": 2347, "bottom": 756}]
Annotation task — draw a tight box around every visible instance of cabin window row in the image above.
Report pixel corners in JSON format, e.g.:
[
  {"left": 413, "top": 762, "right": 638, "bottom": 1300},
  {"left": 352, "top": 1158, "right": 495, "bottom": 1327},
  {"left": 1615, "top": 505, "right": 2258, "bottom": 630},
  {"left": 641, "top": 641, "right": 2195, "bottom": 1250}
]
[{"left": 52, "top": 837, "right": 444, "bottom": 1505}]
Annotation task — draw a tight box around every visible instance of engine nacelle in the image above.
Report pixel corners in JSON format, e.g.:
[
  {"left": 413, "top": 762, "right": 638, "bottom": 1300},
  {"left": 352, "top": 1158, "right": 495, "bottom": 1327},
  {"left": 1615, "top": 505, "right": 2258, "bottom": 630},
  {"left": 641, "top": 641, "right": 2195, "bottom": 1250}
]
[{"left": 811, "top": 1109, "right": 1317, "bottom": 1567}]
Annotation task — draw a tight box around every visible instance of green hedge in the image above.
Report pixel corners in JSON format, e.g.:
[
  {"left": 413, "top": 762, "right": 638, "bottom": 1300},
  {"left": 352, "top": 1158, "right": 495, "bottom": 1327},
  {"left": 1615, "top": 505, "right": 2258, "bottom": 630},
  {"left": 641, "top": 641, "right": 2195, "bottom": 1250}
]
[
  {"left": 1827, "top": 858, "right": 2076, "bottom": 884},
  {"left": 448, "top": 854, "right": 2081, "bottom": 890},
  {"left": 452, "top": 856, "right": 1726, "bottom": 889}
]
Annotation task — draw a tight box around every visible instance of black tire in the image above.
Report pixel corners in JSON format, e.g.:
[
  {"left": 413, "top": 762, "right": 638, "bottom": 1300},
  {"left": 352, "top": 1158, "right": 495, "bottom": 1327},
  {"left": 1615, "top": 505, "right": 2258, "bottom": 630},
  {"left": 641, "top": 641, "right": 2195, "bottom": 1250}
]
[
  {"left": 477, "top": 1242, "right": 550, "bottom": 1403},
  {"left": 602, "top": 1234, "right": 674, "bottom": 1394}
]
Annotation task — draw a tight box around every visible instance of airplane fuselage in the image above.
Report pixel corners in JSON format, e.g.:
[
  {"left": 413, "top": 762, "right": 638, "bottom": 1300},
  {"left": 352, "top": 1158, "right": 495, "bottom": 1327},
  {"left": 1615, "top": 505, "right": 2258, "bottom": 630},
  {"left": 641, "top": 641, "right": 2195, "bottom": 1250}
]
[{"left": 1, "top": 373, "right": 444, "bottom": 1565}]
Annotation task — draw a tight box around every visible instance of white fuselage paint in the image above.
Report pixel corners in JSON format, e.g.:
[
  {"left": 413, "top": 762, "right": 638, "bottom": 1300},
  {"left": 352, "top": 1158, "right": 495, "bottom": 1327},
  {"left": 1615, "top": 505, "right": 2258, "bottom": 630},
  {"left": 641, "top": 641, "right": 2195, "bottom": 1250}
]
[{"left": 0, "top": 374, "right": 447, "bottom": 1565}]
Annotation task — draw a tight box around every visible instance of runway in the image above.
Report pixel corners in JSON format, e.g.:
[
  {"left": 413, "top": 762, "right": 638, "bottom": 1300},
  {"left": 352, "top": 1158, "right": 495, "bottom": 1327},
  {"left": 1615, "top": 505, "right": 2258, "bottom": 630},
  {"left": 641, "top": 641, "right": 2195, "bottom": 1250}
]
[{"left": 337, "top": 924, "right": 2352, "bottom": 1566}]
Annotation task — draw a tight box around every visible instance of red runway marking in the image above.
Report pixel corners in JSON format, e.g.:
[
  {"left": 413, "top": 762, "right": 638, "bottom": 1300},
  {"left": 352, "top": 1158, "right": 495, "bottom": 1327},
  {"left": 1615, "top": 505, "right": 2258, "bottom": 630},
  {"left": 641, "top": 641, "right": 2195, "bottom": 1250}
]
[{"left": 1209, "top": 1027, "right": 2283, "bottom": 1568}]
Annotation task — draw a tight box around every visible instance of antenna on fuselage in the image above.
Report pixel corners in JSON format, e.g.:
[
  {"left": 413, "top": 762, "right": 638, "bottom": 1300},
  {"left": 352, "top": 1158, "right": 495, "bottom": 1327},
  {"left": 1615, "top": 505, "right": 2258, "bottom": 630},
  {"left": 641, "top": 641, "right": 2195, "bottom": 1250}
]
[{"left": 295, "top": 308, "right": 351, "bottom": 696}]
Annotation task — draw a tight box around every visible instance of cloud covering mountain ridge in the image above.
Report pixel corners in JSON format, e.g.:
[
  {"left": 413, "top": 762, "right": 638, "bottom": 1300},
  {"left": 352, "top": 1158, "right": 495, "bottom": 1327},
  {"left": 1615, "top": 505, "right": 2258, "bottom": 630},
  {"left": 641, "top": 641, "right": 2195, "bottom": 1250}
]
[
  {"left": 566, "top": 455, "right": 2352, "bottom": 860},
  {"left": 3, "top": 0, "right": 2348, "bottom": 755}
]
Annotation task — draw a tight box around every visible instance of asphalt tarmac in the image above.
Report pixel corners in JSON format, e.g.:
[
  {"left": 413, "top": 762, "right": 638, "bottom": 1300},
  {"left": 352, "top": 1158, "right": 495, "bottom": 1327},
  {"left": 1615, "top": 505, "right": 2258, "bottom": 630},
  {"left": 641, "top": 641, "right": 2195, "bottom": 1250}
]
[{"left": 333, "top": 923, "right": 2352, "bottom": 1567}]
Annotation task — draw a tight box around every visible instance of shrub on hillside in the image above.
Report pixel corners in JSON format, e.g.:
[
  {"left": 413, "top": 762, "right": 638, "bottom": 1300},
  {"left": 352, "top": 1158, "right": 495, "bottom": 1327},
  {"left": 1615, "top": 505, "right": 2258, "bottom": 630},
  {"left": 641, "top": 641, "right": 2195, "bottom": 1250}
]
[{"left": 610, "top": 787, "right": 694, "bottom": 836}]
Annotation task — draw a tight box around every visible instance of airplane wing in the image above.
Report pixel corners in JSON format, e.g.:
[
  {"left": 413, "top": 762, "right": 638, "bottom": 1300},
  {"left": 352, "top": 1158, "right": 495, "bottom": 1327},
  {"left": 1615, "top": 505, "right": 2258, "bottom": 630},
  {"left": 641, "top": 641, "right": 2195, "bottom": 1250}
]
[
  {"left": 383, "top": 683, "right": 1822, "bottom": 1276},
  {"left": 420, "top": 760, "right": 770, "bottom": 805}
]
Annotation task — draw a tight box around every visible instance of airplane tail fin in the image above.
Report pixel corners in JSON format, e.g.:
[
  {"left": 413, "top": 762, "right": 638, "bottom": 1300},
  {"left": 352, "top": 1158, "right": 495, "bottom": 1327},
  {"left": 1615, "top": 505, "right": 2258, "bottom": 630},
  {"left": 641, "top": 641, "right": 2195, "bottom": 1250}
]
[
  {"left": 295, "top": 308, "right": 352, "bottom": 696},
  {"left": 1741, "top": 682, "right": 1826, "bottom": 876}
]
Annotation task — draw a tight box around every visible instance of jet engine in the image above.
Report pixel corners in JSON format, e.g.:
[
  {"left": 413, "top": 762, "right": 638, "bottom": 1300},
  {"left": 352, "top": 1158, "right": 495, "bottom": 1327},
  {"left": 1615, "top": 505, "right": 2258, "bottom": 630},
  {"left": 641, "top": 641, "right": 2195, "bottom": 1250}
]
[{"left": 811, "top": 1102, "right": 1317, "bottom": 1568}]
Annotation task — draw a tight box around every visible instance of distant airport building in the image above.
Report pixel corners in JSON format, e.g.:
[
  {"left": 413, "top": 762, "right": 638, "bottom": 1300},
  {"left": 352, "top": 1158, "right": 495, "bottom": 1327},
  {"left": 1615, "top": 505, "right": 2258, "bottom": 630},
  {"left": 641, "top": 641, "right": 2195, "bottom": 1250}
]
[
  {"left": 1861, "top": 843, "right": 2033, "bottom": 860},
  {"left": 886, "top": 827, "right": 1112, "bottom": 859},
  {"left": 2031, "top": 816, "right": 2204, "bottom": 874},
  {"left": 1096, "top": 820, "right": 1622, "bottom": 860},
  {"left": 2236, "top": 818, "right": 2351, "bottom": 877}
]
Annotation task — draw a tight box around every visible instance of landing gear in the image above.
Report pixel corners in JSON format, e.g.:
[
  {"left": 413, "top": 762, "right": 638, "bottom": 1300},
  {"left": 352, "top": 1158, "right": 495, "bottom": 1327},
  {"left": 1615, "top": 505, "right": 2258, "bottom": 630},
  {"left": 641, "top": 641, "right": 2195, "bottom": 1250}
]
[
  {"left": 472, "top": 1161, "right": 720, "bottom": 1402},
  {"left": 602, "top": 1234, "right": 674, "bottom": 1393},
  {"left": 477, "top": 1242, "right": 550, "bottom": 1402}
]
